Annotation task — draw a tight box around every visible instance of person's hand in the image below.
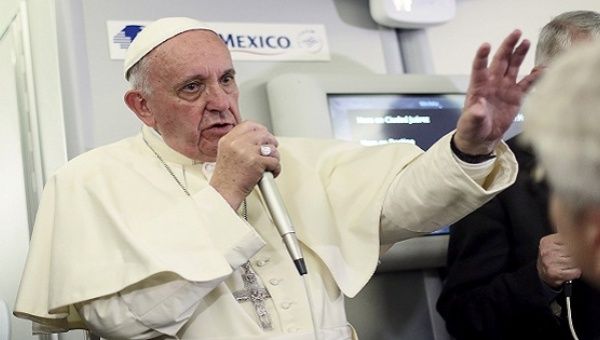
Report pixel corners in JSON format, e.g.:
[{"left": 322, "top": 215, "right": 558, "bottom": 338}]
[
  {"left": 209, "top": 121, "right": 280, "bottom": 210},
  {"left": 537, "top": 233, "right": 582, "bottom": 288},
  {"left": 454, "top": 30, "right": 541, "bottom": 155}
]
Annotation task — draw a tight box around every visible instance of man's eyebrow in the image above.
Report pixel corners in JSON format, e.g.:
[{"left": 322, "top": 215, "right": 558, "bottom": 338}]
[{"left": 222, "top": 68, "right": 236, "bottom": 77}]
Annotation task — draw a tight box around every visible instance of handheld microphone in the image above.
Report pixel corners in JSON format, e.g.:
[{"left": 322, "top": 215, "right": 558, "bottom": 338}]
[
  {"left": 258, "top": 172, "right": 307, "bottom": 275},
  {"left": 564, "top": 280, "right": 573, "bottom": 298}
]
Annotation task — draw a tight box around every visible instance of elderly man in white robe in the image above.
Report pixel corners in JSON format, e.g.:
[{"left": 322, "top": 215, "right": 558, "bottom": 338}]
[{"left": 14, "top": 17, "right": 538, "bottom": 340}]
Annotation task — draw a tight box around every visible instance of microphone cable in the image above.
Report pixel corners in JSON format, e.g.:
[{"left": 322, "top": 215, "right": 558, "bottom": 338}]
[
  {"left": 258, "top": 172, "right": 321, "bottom": 340},
  {"left": 302, "top": 273, "right": 322, "bottom": 340},
  {"left": 564, "top": 280, "right": 579, "bottom": 340}
]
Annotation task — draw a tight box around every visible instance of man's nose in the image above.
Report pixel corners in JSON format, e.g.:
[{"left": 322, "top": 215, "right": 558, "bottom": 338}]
[{"left": 204, "top": 84, "right": 229, "bottom": 112}]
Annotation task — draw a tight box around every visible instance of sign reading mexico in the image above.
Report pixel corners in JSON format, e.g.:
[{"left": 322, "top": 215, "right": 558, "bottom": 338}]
[{"left": 107, "top": 21, "right": 330, "bottom": 61}]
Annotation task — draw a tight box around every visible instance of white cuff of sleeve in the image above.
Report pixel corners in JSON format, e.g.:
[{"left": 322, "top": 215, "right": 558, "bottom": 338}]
[
  {"left": 452, "top": 153, "right": 496, "bottom": 186},
  {"left": 120, "top": 275, "right": 222, "bottom": 336}
]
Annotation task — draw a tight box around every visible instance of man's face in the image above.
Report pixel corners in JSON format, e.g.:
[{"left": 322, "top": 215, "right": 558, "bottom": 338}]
[{"left": 141, "top": 30, "right": 241, "bottom": 162}]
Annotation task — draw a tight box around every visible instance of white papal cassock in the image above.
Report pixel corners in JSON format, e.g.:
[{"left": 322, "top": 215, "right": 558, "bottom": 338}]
[{"left": 14, "top": 125, "right": 517, "bottom": 339}]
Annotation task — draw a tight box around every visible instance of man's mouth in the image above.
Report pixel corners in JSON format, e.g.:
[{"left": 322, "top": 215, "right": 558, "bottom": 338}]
[{"left": 202, "top": 123, "right": 234, "bottom": 137}]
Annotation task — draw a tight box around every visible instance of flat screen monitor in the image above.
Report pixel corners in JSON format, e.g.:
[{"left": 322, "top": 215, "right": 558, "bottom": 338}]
[
  {"left": 328, "top": 93, "right": 465, "bottom": 149},
  {"left": 328, "top": 93, "right": 523, "bottom": 146}
]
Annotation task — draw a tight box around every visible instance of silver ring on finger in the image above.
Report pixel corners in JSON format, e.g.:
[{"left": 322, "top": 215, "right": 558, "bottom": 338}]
[{"left": 260, "top": 145, "right": 272, "bottom": 156}]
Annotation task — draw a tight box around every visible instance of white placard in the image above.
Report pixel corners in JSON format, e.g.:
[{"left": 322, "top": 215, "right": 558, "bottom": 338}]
[{"left": 107, "top": 21, "right": 330, "bottom": 61}]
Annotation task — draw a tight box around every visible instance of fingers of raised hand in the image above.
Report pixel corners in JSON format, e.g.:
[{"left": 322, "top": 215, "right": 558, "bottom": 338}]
[
  {"left": 483, "top": 31, "right": 532, "bottom": 92},
  {"left": 505, "top": 39, "right": 531, "bottom": 80},
  {"left": 471, "top": 42, "right": 492, "bottom": 74},
  {"left": 489, "top": 30, "right": 523, "bottom": 74},
  {"left": 469, "top": 30, "right": 530, "bottom": 95},
  {"left": 516, "top": 68, "right": 542, "bottom": 93}
]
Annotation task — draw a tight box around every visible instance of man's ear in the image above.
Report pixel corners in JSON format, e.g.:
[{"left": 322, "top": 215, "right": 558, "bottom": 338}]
[{"left": 124, "top": 90, "right": 155, "bottom": 127}]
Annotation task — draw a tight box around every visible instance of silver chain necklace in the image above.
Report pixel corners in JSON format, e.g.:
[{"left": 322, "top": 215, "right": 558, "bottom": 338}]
[
  {"left": 143, "top": 137, "right": 191, "bottom": 196},
  {"left": 142, "top": 136, "right": 248, "bottom": 217}
]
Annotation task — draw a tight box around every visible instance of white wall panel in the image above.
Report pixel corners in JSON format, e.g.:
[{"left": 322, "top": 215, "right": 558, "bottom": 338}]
[
  {"left": 426, "top": 0, "right": 600, "bottom": 75},
  {"left": 0, "top": 15, "right": 38, "bottom": 340},
  {"left": 56, "top": 0, "right": 402, "bottom": 154}
]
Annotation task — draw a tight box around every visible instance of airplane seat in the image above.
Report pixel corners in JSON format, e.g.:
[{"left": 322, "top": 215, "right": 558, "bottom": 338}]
[
  {"left": 345, "top": 236, "right": 453, "bottom": 340},
  {"left": 84, "top": 331, "right": 101, "bottom": 340}
]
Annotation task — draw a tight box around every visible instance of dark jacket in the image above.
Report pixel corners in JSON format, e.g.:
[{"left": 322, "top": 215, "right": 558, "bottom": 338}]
[{"left": 437, "top": 136, "right": 600, "bottom": 340}]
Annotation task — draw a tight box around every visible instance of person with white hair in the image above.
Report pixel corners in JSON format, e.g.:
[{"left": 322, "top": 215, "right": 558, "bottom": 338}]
[
  {"left": 523, "top": 40, "right": 600, "bottom": 290},
  {"left": 14, "top": 17, "right": 535, "bottom": 339},
  {"left": 437, "top": 10, "right": 600, "bottom": 340}
]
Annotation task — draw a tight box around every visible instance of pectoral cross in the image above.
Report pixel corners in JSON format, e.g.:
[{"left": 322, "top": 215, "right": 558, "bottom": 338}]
[{"left": 233, "top": 262, "right": 273, "bottom": 330}]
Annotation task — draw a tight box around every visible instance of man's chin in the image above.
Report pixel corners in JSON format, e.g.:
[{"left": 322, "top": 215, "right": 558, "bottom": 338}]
[
  {"left": 197, "top": 155, "right": 217, "bottom": 163},
  {"left": 197, "top": 143, "right": 219, "bottom": 163}
]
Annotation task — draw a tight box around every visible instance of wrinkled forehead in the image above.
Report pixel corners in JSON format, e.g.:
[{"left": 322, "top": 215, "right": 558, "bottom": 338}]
[
  {"left": 141, "top": 30, "right": 234, "bottom": 88},
  {"left": 147, "top": 30, "right": 232, "bottom": 73}
]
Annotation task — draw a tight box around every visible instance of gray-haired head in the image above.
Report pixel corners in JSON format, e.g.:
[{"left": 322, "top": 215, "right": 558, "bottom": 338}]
[{"left": 535, "top": 10, "right": 600, "bottom": 66}]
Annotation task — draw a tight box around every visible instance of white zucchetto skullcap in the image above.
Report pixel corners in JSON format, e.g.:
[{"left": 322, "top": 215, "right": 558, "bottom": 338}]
[{"left": 123, "top": 17, "right": 212, "bottom": 80}]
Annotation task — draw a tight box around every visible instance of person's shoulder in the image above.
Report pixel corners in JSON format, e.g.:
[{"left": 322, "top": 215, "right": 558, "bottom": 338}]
[
  {"left": 277, "top": 136, "right": 363, "bottom": 168},
  {"left": 278, "top": 136, "right": 376, "bottom": 159},
  {"left": 277, "top": 136, "right": 421, "bottom": 168},
  {"left": 54, "top": 134, "right": 141, "bottom": 179}
]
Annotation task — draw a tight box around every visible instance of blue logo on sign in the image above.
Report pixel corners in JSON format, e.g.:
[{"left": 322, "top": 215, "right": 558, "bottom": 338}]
[{"left": 113, "top": 25, "right": 145, "bottom": 49}]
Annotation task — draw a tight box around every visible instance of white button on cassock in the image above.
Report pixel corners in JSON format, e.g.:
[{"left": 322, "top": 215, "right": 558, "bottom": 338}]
[
  {"left": 269, "top": 279, "right": 280, "bottom": 286},
  {"left": 256, "top": 257, "right": 270, "bottom": 267},
  {"left": 202, "top": 163, "right": 215, "bottom": 173}
]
